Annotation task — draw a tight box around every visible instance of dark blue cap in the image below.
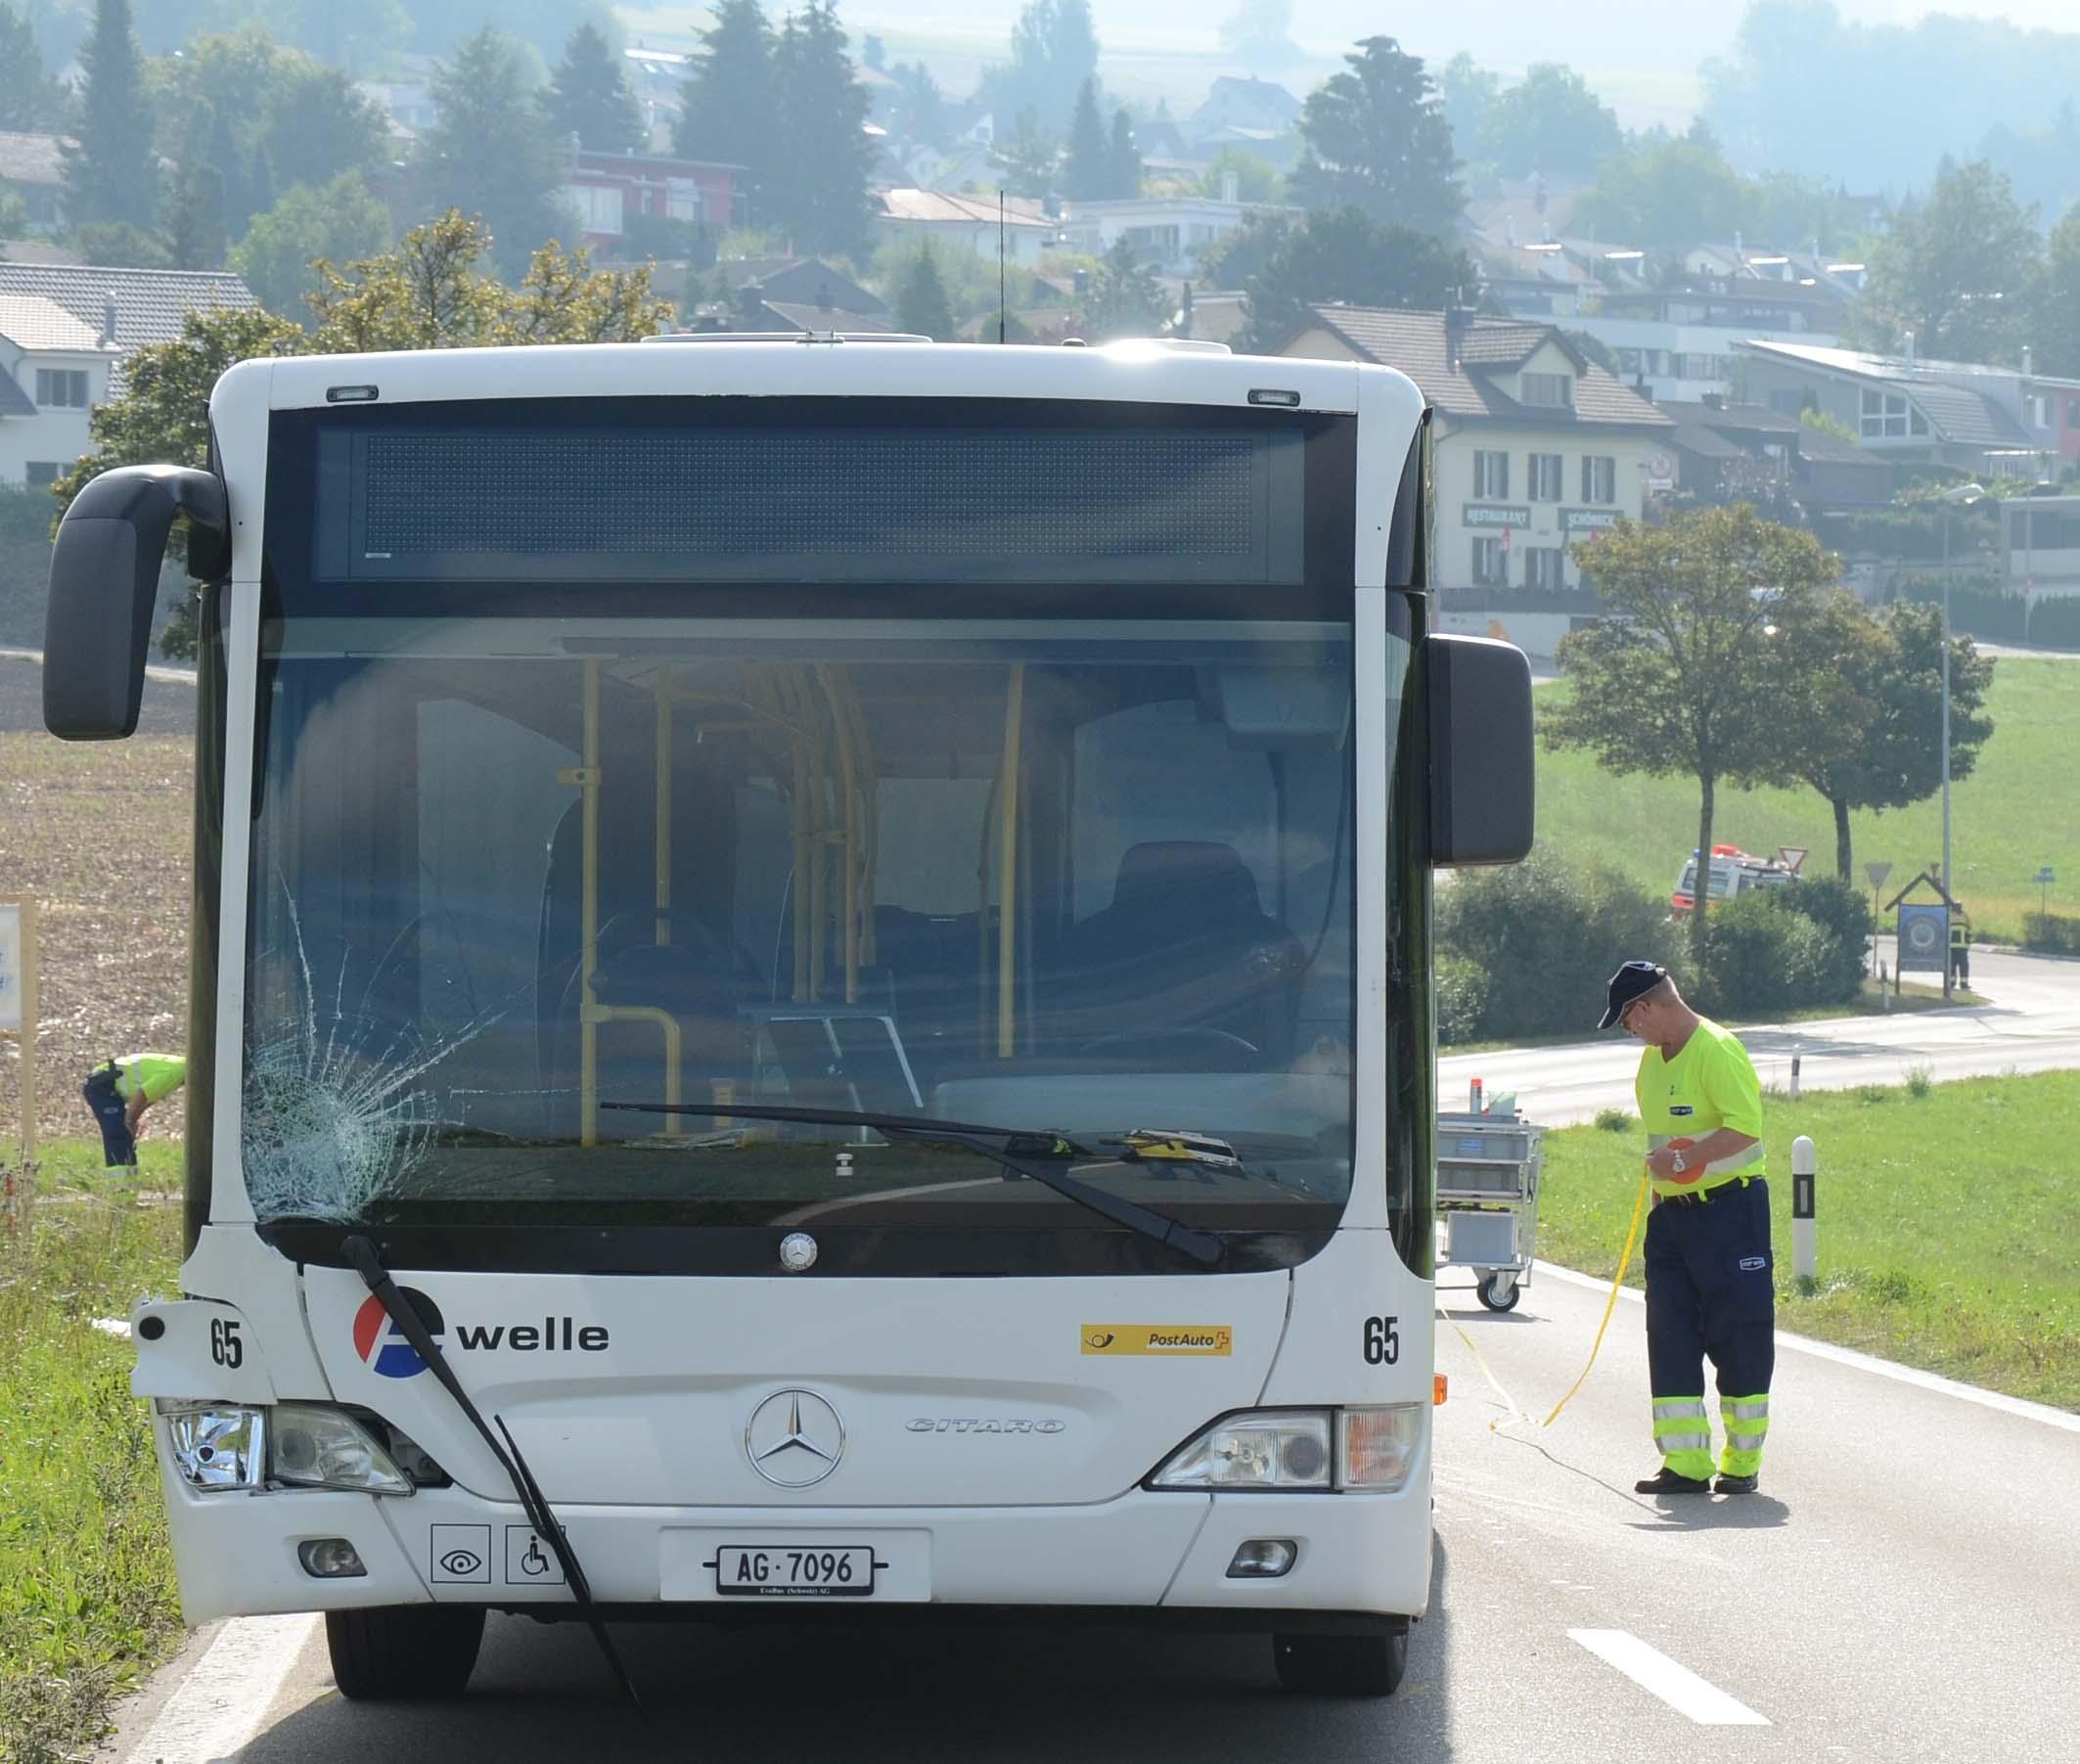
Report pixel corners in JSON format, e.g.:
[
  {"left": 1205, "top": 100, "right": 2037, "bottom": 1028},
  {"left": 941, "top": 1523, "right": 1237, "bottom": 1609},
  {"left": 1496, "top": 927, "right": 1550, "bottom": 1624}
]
[{"left": 1599, "top": 961, "right": 1667, "bottom": 1029}]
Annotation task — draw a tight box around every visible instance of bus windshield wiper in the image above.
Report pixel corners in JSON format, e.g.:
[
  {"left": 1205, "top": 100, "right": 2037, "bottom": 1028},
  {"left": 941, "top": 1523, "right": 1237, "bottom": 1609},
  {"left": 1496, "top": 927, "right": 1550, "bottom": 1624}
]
[
  {"left": 339, "top": 1236, "right": 644, "bottom": 1712},
  {"left": 601, "top": 1101, "right": 1224, "bottom": 1267}
]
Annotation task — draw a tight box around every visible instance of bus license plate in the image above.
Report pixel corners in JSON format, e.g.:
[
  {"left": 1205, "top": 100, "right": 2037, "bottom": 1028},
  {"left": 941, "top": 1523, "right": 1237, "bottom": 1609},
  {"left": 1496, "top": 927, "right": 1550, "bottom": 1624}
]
[{"left": 715, "top": 1545, "right": 876, "bottom": 1597}]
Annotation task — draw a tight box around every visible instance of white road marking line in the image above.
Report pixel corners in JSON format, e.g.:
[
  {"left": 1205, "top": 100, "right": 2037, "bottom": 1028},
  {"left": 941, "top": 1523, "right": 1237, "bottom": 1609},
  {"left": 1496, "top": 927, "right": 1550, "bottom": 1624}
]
[
  {"left": 1568, "top": 1628, "right": 1770, "bottom": 1726},
  {"left": 1533, "top": 1261, "right": 2080, "bottom": 1434},
  {"left": 125, "top": 1612, "right": 319, "bottom": 1763}
]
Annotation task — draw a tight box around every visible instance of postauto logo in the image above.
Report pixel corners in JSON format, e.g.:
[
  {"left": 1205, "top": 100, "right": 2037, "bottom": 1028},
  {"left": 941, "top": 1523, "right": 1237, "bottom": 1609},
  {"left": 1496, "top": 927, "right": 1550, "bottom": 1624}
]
[{"left": 351, "top": 1289, "right": 444, "bottom": 1379}]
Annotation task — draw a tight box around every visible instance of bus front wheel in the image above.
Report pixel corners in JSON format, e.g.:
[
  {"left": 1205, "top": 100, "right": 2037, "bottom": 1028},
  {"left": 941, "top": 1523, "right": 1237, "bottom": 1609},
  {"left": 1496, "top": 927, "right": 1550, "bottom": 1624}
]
[
  {"left": 326, "top": 1605, "right": 485, "bottom": 1700},
  {"left": 1273, "top": 1626, "right": 1408, "bottom": 1696}
]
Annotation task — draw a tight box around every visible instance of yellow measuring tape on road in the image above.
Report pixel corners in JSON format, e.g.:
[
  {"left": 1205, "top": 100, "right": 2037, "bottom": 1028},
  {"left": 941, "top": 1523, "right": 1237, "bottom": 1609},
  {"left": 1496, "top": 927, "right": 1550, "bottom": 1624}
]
[{"left": 1538, "top": 1168, "right": 1650, "bottom": 1427}]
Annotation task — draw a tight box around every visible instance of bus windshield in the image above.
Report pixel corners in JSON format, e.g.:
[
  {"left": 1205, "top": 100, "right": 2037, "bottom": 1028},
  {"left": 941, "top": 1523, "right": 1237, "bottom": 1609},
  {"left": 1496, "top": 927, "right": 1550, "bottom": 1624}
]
[{"left": 243, "top": 610, "right": 1383, "bottom": 1274}]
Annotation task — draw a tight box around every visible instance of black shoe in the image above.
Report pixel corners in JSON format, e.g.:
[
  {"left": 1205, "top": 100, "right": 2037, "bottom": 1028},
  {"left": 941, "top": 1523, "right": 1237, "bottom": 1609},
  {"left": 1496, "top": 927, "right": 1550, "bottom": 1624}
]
[
  {"left": 1713, "top": 1472, "right": 1758, "bottom": 1495},
  {"left": 1634, "top": 1467, "right": 1713, "bottom": 1495}
]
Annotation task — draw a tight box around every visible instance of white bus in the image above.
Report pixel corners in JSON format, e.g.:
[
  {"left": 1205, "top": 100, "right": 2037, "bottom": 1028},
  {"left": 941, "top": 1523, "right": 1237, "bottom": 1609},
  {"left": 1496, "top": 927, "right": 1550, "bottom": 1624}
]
[{"left": 45, "top": 339, "right": 1530, "bottom": 1702}]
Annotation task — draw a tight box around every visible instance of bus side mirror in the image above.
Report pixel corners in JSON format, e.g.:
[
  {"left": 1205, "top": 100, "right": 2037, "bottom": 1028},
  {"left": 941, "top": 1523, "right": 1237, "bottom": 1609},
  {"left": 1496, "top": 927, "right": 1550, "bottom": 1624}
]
[
  {"left": 44, "top": 465, "right": 228, "bottom": 741},
  {"left": 1426, "top": 633, "right": 1533, "bottom": 867}
]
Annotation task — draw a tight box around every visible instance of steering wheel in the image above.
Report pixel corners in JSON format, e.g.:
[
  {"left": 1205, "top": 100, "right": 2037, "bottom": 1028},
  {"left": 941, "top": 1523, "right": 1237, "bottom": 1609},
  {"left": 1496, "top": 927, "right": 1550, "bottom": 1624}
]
[{"left": 1077, "top": 1028, "right": 1261, "bottom": 1068}]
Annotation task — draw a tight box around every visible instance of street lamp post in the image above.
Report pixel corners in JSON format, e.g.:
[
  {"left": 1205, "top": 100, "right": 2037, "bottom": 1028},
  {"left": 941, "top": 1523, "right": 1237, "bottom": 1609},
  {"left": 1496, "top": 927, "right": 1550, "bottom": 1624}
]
[{"left": 1935, "top": 483, "right": 1986, "bottom": 1001}]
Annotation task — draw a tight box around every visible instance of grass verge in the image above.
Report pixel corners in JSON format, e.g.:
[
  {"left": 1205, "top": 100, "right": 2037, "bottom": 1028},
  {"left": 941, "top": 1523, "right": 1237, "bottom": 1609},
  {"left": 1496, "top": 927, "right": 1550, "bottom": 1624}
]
[
  {"left": 1535, "top": 1070, "right": 2079, "bottom": 1412},
  {"left": 1533, "top": 656, "right": 2077, "bottom": 943},
  {"left": 0, "top": 1140, "right": 185, "bottom": 1764}
]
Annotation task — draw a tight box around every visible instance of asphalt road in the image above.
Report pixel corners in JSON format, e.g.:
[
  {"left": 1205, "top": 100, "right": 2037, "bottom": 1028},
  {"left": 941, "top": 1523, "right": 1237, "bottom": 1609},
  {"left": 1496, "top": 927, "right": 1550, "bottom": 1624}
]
[
  {"left": 105, "top": 1267, "right": 2080, "bottom": 1764},
  {"left": 1440, "top": 943, "right": 2080, "bottom": 1127}
]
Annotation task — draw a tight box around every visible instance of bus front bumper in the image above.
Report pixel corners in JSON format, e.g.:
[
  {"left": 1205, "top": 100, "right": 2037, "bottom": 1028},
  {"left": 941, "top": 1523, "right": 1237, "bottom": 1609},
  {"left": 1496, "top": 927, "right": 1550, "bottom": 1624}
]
[{"left": 156, "top": 1456, "right": 1434, "bottom": 1628}]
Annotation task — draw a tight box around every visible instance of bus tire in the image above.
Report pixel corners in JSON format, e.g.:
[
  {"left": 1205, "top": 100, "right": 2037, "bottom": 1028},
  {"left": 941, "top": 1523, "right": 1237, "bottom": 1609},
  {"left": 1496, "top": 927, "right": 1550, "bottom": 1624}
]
[
  {"left": 325, "top": 1605, "right": 485, "bottom": 1700},
  {"left": 1476, "top": 1270, "right": 1520, "bottom": 1311},
  {"left": 1272, "top": 1627, "right": 1408, "bottom": 1696}
]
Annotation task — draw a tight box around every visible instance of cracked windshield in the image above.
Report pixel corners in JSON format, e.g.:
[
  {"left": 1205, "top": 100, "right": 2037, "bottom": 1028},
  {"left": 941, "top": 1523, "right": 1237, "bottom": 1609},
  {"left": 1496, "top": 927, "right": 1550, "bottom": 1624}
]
[{"left": 243, "top": 616, "right": 1360, "bottom": 1236}]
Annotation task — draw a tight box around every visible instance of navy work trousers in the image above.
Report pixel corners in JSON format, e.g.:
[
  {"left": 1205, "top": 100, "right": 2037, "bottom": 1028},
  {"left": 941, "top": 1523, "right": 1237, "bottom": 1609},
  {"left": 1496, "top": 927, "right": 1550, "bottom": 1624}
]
[
  {"left": 82, "top": 1064, "right": 136, "bottom": 1167},
  {"left": 1644, "top": 1176, "right": 1775, "bottom": 1402}
]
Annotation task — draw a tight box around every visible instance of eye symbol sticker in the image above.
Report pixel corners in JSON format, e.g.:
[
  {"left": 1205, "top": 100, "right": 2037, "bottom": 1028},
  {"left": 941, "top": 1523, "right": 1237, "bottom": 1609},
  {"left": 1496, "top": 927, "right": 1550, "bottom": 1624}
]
[{"left": 439, "top": 1549, "right": 482, "bottom": 1577}]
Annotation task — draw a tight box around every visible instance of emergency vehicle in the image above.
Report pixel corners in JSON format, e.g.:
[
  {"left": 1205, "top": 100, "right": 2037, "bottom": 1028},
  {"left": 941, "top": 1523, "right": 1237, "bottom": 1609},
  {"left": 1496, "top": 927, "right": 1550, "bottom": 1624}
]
[{"left": 1670, "top": 845, "right": 1800, "bottom": 916}]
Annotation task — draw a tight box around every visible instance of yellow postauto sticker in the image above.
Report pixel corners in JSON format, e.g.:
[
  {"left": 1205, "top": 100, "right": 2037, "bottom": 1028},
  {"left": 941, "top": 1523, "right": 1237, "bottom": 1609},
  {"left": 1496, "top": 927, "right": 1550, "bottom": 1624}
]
[{"left": 1081, "top": 1324, "right": 1233, "bottom": 1356}]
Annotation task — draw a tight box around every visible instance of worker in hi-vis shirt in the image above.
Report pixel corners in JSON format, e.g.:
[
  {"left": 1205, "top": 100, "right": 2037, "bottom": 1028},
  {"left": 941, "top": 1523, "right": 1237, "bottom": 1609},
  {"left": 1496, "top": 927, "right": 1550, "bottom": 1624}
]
[
  {"left": 80, "top": 1053, "right": 187, "bottom": 1169},
  {"left": 1599, "top": 963, "right": 1772, "bottom": 1496}
]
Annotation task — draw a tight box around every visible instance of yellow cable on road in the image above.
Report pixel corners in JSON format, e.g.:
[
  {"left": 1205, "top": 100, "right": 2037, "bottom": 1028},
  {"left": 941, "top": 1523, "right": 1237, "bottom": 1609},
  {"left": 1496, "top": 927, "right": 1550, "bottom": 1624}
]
[{"left": 1540, "top": 1169, "right": 1650, "bottom": 1428}]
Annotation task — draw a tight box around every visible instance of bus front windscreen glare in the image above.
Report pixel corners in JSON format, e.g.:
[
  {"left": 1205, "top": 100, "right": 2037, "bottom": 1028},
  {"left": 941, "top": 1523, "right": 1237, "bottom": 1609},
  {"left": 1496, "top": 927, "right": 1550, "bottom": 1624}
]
[{"left": 242, "top": 612, "right": 1383, "bottom": 1277}]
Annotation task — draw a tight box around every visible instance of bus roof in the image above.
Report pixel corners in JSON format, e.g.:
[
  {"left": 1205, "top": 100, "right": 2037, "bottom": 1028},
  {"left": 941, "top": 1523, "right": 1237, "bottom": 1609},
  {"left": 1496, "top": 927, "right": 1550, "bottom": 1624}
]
[{"left": 237, "top": 339, "right": 1388, "bottom": 419}]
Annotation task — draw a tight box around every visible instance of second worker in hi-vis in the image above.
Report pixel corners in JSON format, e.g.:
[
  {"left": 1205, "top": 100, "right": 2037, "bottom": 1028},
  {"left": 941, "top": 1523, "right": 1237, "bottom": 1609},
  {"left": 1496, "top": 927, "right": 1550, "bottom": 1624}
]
[{"left": 1600, "top": 962, "right": 1773, "bottom": 1497}]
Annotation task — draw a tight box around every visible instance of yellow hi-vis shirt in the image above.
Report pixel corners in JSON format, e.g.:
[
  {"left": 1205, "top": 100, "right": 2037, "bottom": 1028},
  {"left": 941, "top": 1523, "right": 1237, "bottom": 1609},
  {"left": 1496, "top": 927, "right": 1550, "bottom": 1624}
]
[
  {"left": 1635, "top": 1018, "right": 1765, "bottom": 1199},
  {"left": 113, "top": 1053, "right": 187, "bottom": 1105}
]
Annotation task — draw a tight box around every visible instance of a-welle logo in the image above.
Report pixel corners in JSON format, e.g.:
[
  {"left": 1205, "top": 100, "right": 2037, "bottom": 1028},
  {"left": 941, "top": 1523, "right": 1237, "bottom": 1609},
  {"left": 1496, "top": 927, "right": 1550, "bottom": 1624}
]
[{"left": 1081, "top": 1324, "right": 1232, "bottom": 1356}]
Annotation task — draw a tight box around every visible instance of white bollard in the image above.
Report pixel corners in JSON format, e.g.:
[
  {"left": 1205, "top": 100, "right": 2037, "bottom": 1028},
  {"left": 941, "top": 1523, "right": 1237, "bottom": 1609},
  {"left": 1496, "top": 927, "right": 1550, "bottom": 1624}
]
[
  {"left": 1788, "top": 1055, "right": 1801, "bottom": 1100},
  {"left": 1790, "top": 1135, "right": 1817, "bottom": 1283}
]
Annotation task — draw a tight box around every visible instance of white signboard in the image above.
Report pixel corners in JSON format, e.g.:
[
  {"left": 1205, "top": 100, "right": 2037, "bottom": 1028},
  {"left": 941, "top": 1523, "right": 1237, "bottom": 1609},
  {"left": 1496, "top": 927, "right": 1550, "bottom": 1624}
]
[{"left": 0, "top": 902, "right": 21, "bottom": 1032}]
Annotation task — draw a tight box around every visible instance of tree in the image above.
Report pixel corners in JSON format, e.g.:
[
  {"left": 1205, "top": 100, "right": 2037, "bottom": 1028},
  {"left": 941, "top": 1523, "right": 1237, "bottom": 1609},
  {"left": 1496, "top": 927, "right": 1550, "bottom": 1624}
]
[
  {"left": 0, "top": 179, "right": 29, "bottom": 241},
  {"left": 63, "top": 0, "right": 157, "bottom": 233},
  {"left": 1, "top": 3, "right": 65, "bottom": 131},
  {"left": 1219, "top": 1, "right": 1301, "bottom": 66},
  {"left": 1545, "top": 505, "right": 1839, "bottom": 974},
  {"left": 1436, "top": 53, "right": 1500, "bottom": 169},
  {"left": 1230, "top": 206, "right": 1475, "bottom": 352},
  {"left": 1855, "top": 159, "right": 2039, "bottom": 363},
  {"left": 68, "top": 218, "right": 170, "bottom": 266},
  {"left": 981, "top": 0, "right": 1099, "bottom": 138},
  {"left": 675, "top": 0, "right": 779, "bottom": 224},
  {"left": 1077, "top": 236, "right": 1165, "bottom": 341},
  {"left": 56, "top": 211, "right": 671, "bottom": 654},
  {"left": 1289, "top": 37, "right": 1462, "bottom": 238},
  {"left": 1063, "top": 78, "right": 1108, "bottom": 201},
  {"left": 892, "top": 244, "right": 954, "bottom": 340},
  {"left": 232, "top": 171, "right": 391, "bottom": 320},
  {"left": 1476, "top": 64, "right": 1622, "bottom": 181},
  {"left": 886, "top": 62, "right": 950, "bottom": 151},
  {"left": 1195, "top": 146, "right": 1279, "bottom": 204},
  {"left": 2035, "top": 201, "right": 2080, "bottom": 379},
  {"left": 1571, "top": 132, "right": 1754, "bottom": 249},
  {"left": 990, "top": 108, "right": 1058, "bottom": 201},
  {"left": 1106, "top": 109, "right": 1141, "bottom": 201},
  {"left": 265, "top": 65, "right": 388, "bottom": 198},
  {"left": 1765, "top": 594, "right": 1994, "bottom": 879},
  {"left": 423, "top": 27, "right": 575, "bottom": 279},
  {"left": 543, "top": 20, "right": 647, "bottom": 155},
  {"left": 769, "top": 1, "right": 875, "bottom": 256}
]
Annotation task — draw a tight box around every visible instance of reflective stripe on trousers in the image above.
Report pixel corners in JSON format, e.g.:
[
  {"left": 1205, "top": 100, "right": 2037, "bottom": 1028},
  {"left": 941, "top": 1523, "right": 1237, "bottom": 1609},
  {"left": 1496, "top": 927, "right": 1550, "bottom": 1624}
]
[
  {"left": 1650, "top": 1396, "right": 1713, "bottom": 1480},
  {"left": 1720, "top": 1392, "right": 1770, "bottom": 1476}
]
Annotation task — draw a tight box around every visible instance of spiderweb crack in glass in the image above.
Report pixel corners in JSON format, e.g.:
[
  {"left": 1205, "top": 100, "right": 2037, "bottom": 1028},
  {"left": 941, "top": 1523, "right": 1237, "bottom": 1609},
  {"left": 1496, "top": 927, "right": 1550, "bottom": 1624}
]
[
  {"left": 358, "top": 432, "right": 1261, "bottom": 559},
  {"left": 243, "top": 882, "right": 497, "bottom": 1222}
]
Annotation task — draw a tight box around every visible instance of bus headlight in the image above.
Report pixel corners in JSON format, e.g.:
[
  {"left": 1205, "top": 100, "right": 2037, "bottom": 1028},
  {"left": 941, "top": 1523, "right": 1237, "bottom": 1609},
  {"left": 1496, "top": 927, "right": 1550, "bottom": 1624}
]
[
  {"left": 270, "top": 1405, "right": 415, "bottom": 1496},
  {"left": 160, "top": 1401, "right": 266, "bottom": 1491},
  {"left": 1149, "top": 1412, "right": 1333, "bottom": 1490},
  {"left": 1340, "top": 1405, "right": 1424, "bottom": 1491}
]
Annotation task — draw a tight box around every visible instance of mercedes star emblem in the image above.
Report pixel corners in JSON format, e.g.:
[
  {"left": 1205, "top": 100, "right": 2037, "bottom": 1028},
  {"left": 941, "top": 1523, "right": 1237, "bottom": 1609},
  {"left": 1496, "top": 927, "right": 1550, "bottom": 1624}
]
[
  {"left": 746, "top": 1388, "right": 845, "bottom": 1487},
  {"left": 779, "top": 1232, "right": 818, "bottom": 1272}
]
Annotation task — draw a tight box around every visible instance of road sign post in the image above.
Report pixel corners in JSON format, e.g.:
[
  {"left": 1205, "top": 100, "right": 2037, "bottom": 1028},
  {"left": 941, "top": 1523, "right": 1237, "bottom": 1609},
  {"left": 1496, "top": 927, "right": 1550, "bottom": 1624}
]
[
  {"left": 2034, "top": 864, "right": 2057, "bottom": 918},
  {"left": 1864, "top": 861, "right": 1892, "bottom": 977}
]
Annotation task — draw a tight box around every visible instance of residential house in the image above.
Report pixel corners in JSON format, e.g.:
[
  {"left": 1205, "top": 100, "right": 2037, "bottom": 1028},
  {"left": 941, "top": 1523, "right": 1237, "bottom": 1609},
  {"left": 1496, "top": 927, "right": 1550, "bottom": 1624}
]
[
  {"left": 871, "top": 190, "right": 1053, "bottom": 266},
  {"left": 1060, "top": 193, "right": 1288, "bottom": 277},
  {"left": 1281, "top": 304, "right": 1673, "bottom": 656},
  {"left": 1575, "top": 274, "right": 1849, "bottom": 402},
  {"left": 0, "top": 132, "right": 67, "bottom": 235},
  {"left": 737, "top": 301, "right": 901, "bottom": 338},
  {"left": 565, "top": 148, "right": 737, "bottom": 257},
  {"left": 721, "top": 257, "right": 887, "bottom": 318},
  {"left": 1656, "top": 395, "right": 1891, "bottom": 512},
  {"left": 1735, "top": 339, "right": 2080, "bottom": 479},
  {"left": 622, "top": 45, "right": 693, "bottom": 143},
  {"left": 2003, "top": 492, "right": 2080, "bottom": 600},
  {"left": 1182, "top": 77, "right": 1302, "bottom": 166},
  {"left": 0, "top": 262, "right": 257, "bottom": 487}
]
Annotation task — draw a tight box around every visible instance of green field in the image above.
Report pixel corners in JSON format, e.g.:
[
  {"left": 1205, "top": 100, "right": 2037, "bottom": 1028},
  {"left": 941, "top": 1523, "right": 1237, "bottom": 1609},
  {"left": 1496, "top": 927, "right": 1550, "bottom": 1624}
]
[
  {"left": 0, "top": 1143, "right": 184, "bottom": 1764},
  {"left": 1532, "top": 1071, "right": 2080, "bottom": 1412},
  {"left": 1533, "top": 656, "right": 2078, "bottom": 943}
]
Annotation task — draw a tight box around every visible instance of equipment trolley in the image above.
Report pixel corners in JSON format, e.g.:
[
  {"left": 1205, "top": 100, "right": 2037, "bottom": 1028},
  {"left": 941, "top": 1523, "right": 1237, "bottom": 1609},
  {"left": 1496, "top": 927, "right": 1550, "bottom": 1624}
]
[{"left": 1436, "top": 1108, "right": 1544, "bottom": 1311}]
